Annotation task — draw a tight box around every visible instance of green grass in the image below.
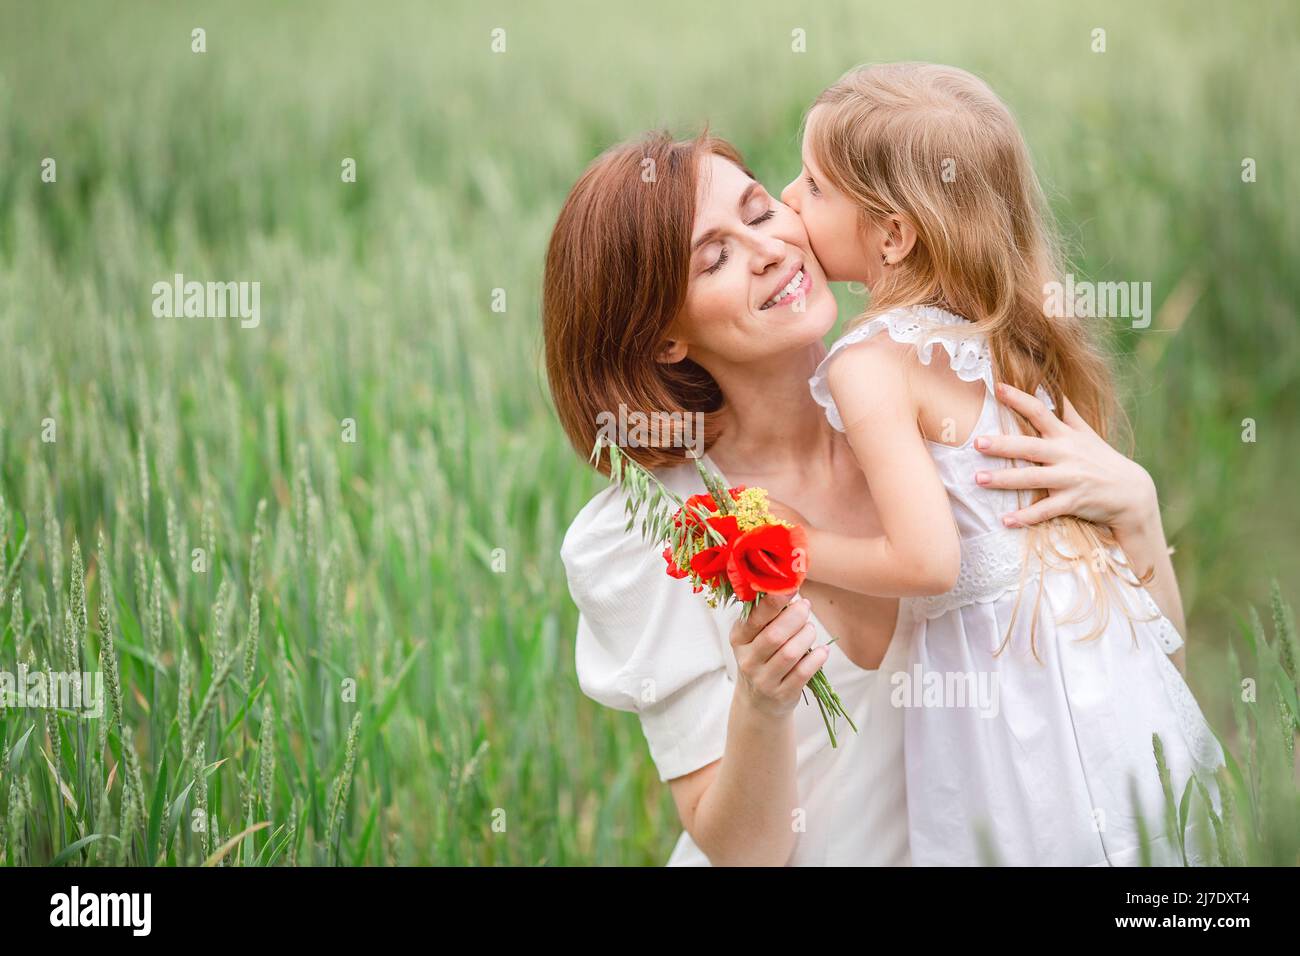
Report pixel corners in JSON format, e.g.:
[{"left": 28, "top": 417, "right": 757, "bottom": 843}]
[{"left": 0, "top": 0, "right": 1296, "bottom": 864}]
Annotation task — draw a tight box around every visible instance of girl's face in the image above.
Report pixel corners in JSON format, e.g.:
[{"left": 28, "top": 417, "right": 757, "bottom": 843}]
[
  {"left": 664, "top": 154, "right": 838, "bottom": 368},
  {"left": 781, "top": 106, "right": 884, "bottom": 287}
]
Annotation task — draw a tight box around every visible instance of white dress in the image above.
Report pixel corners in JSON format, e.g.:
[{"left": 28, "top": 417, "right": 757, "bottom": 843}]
[
  {"left": 562, "top": 454, "right": 913, "bottom": 866},
  {"left": 809, "top": 304, "right": 1227, "bottom": 866}
]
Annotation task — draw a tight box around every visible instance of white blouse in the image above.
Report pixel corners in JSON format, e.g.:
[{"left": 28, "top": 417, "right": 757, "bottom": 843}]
[{"left": 562, "top": 453, "right": 912, "bottom": 866}]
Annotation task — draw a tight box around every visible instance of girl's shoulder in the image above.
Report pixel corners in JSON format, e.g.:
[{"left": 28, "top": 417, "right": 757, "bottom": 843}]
[
  {"left": 825, "top": 304, "right": 993, "bottom": 385},
  {"left": 810, "top": 305, "right": 995, "bottom": 431}
]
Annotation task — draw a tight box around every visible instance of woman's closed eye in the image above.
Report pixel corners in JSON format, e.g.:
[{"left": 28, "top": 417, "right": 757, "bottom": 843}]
[
  {"left": 804, "top": 176, "right": 821, "bottom": 197},
  {"left": 705, "top": 209, "right": 776, "bottom": 273}
]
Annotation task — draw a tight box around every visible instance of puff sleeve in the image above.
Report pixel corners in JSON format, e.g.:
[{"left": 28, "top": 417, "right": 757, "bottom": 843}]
[{"left": 561, "top": 481, "right": 738, "bottom": 782}]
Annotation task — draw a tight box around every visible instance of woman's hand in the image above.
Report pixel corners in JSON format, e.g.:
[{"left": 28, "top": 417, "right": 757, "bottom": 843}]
[
  {"left": 675, "top": 590, "right": 814, "bottom": 866},
  {"left": 973, "top": 383, "right": 1159, "bottom": 535},
  {"left": 728, "top": 591, "right": 828, "bottom": 719}
]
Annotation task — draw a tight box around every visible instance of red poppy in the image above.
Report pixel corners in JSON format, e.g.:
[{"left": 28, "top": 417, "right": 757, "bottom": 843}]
[
  {"left": 687, "top": 515, "right": 742, "bottom": 588},
  {"left": 726, "top": 524, "right": 809, "bottom": 602},
  {"left": 662, "top": 546, "right": 690, "bottom": 579},
  {"left": 672, "top": 487, "right": 747, "bottom": 533}
]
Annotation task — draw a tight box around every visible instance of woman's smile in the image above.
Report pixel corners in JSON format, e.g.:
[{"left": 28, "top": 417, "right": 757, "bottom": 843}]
[{"left": 758, "top": 264, "right": 811, "bottom": 311}]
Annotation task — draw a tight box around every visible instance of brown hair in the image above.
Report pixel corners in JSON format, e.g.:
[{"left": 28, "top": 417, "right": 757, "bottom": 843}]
[{"left": 543, "top": 131, "right": 750, "bottom": 474}]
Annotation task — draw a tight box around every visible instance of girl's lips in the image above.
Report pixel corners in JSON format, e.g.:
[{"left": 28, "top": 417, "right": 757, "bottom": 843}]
[{"left": 760, "top": 268, "right": 811, "bottom": 310}]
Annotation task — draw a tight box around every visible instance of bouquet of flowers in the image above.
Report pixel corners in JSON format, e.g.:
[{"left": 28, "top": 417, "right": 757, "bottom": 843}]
[{"left": 593, "top": 439, "right": 857, "bottom": 747}]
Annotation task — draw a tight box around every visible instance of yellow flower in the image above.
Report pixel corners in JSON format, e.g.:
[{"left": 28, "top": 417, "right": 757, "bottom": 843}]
[{"left": 733, "top": 487, "right": 792, "bottom": 532}]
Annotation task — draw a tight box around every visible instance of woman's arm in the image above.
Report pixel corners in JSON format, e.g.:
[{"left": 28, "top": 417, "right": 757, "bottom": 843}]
[
  {"left": 567, "top": 489, "right": 830, "bottom": 864},
  {"left": 668, "top": 592, "right": 829, "bottom": 866},
  {"left": 801, "top": 342, "right": 962, "bottom": 597},
  {"left": 973, "top": 383, "right": 1188, "bottom": 671}
]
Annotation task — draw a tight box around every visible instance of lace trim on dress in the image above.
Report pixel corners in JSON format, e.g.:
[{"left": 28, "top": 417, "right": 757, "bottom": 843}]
[
  {"left": 1124, "top": 581, "right": 1223, "bottom": 771},
  {"left": 810, "top": 306, "right": 992, "bottom": 433},
  {"left": 1131, "top": 585, "right": 1185, "bottom": 654},
  {"left": 809, "top": 304, "right": 1057, "bottom": 433},
  {"left": 1152, "top": 650, "right": 1227, "bottom": 773},
  {"left": 912, "top": 527, "right": 1030, "bottom": 620}
]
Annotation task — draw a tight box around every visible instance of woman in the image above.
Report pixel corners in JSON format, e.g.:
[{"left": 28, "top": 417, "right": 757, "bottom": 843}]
[{"left": 544, "top": 132, "right": 1182, "bottom": 866}]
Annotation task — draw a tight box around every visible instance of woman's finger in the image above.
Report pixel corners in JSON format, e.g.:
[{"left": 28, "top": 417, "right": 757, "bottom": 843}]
[
  {"left": 767, "top": 621, "right": 819, "bottom": 682},
  {"left": 995, "top": 382, "right": 1064, "bottom": 437},
  {"left": 778, "top": 644, "right": 831, "bottom": 694},
  {"left": 975, "top": 464, "right": 1064, "bottom": 491},
  {"left": 1060, "top": 395, "right": 1096, "bottom": 435},
  {"left": 973, "top": 432, "right": 1055, "bottom": 463},
  {"left": 753, "top": 599, "right": 813, "bottom": 661},
  {"left": 731, "top": 590, "right": 798, "bottom": 647},
  {"left": 1002, "top": 494, "right": 1071, "bottom": 528}
]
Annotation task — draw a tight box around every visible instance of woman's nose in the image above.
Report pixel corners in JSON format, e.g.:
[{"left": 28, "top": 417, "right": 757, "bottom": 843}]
[{"left": 752, "top": 232, "right": 786, "bottom": 267}]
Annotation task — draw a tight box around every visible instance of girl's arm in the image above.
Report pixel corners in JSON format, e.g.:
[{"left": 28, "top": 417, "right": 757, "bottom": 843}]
[
  {"left": 803, "top": 341, "right": 961, "bottom": 597},
  {"left": 973, "top": 383, "right": 1188, "bottom": 671}
]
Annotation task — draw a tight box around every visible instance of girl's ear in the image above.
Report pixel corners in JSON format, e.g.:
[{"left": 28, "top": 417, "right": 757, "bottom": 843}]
[
  {"left": 655, "top": 337, "right": 688, "bottom": 364},
  {"left": 882, "top": 215, "right": 918, "bottom": 265}
]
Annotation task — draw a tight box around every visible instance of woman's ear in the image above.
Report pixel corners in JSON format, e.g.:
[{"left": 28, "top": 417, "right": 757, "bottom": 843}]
[
  {"left": 882, "top": 215, "right": 918, "bottom": 265},
  {"left": 655, "top": 337, "right": 687, "bottom": 364}
]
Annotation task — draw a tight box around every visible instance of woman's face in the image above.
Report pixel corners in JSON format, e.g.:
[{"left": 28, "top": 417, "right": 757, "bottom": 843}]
[{"left": 666, "top": 154, "right": 838, "bottom": 368}]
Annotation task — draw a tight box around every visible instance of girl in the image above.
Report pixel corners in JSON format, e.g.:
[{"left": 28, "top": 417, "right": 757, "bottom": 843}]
[{"left": 778, "top": 63, "right": 1225, "bottom": 865}]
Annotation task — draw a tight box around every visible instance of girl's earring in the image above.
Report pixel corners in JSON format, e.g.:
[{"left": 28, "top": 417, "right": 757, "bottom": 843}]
[{"left": 881, "top": 254, "right": 889, "bottom": 266}]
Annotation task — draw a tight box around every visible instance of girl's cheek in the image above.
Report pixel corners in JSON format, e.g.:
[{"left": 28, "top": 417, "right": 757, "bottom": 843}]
[
  {"left": 816, "top": 212, "right": 853, "bottom": 253},
  {"left": 803, "top": 211, "right": 829, "bottom": 248}
]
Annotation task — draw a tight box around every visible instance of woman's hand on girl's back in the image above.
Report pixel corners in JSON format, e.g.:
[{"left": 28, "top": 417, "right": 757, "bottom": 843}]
[{"left": 974, "top": 382, "right": 1158, "bottom": 534}]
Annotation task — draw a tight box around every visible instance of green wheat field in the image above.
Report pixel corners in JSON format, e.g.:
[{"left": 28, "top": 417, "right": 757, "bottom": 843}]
[{"left": 0, "top": 0, "right": 1296, "bottom": 865}]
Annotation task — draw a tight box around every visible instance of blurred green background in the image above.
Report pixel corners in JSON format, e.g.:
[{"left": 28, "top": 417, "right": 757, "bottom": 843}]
[{"left": 0, "top": 0, "right": 1295, "bottom": 864}]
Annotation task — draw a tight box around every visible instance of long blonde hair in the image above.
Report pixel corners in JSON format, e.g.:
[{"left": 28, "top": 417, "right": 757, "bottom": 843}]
[{"left": 808, "top": 62, "right": 1146, "bottom": 653}]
